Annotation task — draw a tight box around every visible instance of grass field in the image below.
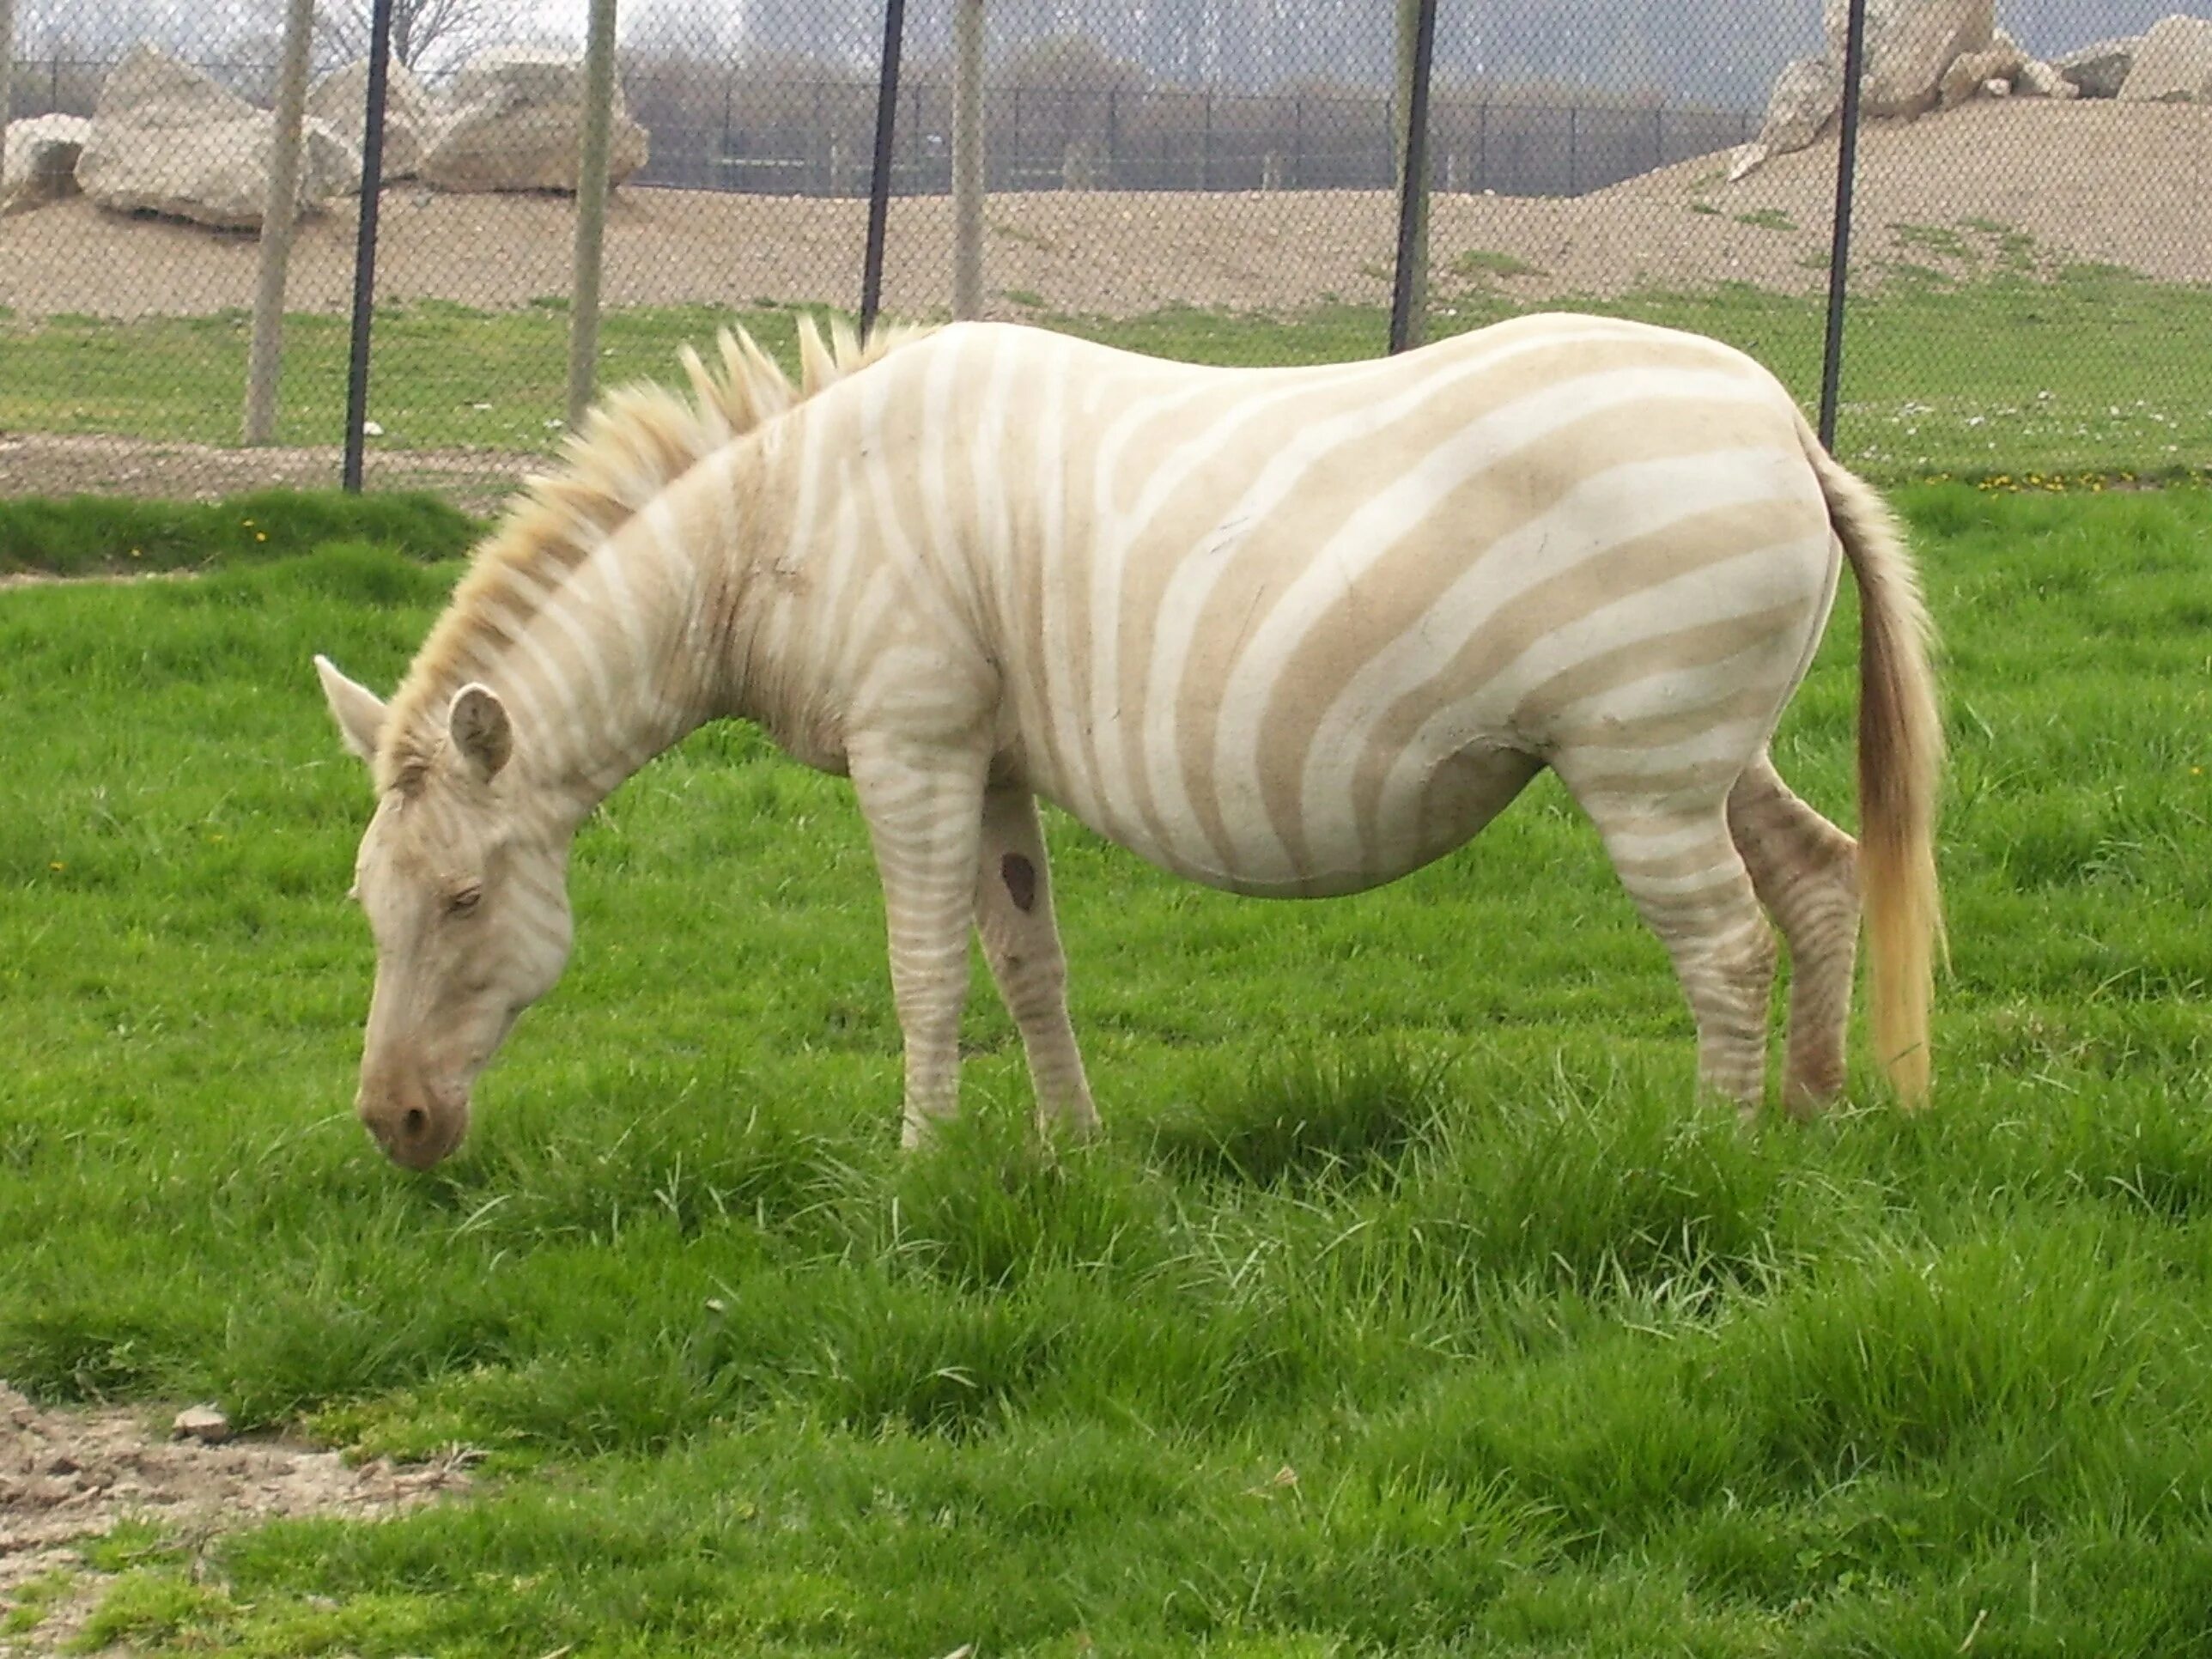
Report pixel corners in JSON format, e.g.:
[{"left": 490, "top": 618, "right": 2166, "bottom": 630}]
[
  {"left": 2, "top": 480, "right": 2211, "bottom": 1656},
  {"left": 5, "top": 259, "right": 2212, "bottom": 481}
]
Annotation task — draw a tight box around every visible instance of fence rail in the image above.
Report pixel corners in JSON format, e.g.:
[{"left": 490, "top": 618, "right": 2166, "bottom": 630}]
[
  {"left": 12, "top": 55, "right": 1756, "bottom": 200},
  {"left": 658, "top": 81, "right": 1757, "bottom": 201}
]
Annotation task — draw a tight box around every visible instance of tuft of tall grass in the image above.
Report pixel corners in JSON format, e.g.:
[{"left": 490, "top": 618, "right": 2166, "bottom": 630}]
[{"left": 1146, "top": 1038, "right": 1455, "bottom": 1187}]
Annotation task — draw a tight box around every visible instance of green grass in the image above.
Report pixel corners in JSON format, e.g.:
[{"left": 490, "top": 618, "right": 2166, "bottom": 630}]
[
  {"left": 1, "top": 486, "right": 2210, "bottom": 1653},
  {"left": 1042, "top": 264, "right": 2212, "bottom": 482},
  {"left": 1449, "top": 249, "right": 1544, "bottom": 283},
  {"left": 1891, "top": 221, "right": 1975, "bottom": 263},
  {"left": 0, "top": 489, "right": 479, "bottom": 577},
  {"left": 0, "top": 301, "right": 816, "bottom": 454},
  {"left": 6, "top": 264, "right": 2212, "bottom": 482},
  {"left": 990, "top": 219, "right": 1059, "bottom": 252},
  {"left": 1, "top": 1571, "right": 77, "bottom": 1636}
]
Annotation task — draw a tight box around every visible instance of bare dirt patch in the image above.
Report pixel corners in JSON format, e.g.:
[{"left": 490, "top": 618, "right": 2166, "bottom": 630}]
[
  {"left": 0, "top": 567, "right": 198, "bottom": 593},
  {"left": 1601, "top": 98, "right": 2212, "bottom": 288},
  {"left": 1, "top": 1382, "right": 470, "bottom": 1656},
  {"left": 0, "top": 432, "right": 531, "bottom": 514},
  {"left": 2, "top": 100, "right": 2208, "bottom": 328}
]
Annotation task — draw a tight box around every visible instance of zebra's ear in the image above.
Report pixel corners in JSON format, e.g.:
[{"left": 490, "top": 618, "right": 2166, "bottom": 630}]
[
  {"left": 314, "top": 654, "right": 386, "bottom": 765},
  {"left": 448, "top": 683, "right": 512, "bottom": 781}
]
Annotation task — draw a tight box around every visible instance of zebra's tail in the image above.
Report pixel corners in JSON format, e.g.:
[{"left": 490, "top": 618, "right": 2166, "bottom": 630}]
[{"left": 1798, "top": 414, "right": 1944, "bottom": 1104}]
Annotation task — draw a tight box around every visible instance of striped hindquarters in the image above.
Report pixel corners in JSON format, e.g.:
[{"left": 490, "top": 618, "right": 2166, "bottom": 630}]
[{"left": 929, "top": 316, "right": 1841, "bottom": 897}]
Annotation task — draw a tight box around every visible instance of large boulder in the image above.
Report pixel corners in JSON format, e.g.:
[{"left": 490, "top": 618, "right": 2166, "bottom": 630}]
[
  {"left": 77, "top": 46, "right": 361, "bottom": 230},
  {"left": 1757, "top": 55, "right": 1842, "bottom": 152},
  {"left": 2118, "top": 15, "right": 2212, "bottom": 100},
  {"left": 1728, "top": 55, "right": 1840, "bottom": 181},
  {"left": 2, "top": 114, "right": 91, "bottom": 213},
  {"left": 306, "top": 58, "right": 435, "bottom": 183},
  {"left": 2013, "top": 58, "right": 2082, "bottom": 100},
  {"left": 420, "top": 49, "right": 648, "bottom": 193},
  {"left": 1824, "top": 0, "right": 1995, "bottom": 117},
  {"left": 2054, "top": 36, "right": 2140, "bottom": 98},
  {"left": 1939, "top": 30, "right": 2027, "bottom": 106}
]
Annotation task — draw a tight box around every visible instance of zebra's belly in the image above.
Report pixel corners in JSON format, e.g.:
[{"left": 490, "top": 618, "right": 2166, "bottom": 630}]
[
  {"left": 1026, "top": 732, "right": 1542, "bottom": 899},
  {"left": 1005, "top": 420, "right": 1839, "bottom": 896}
]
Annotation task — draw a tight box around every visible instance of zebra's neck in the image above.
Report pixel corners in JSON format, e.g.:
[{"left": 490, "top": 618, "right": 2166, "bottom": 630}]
[
  {"left": 711, "top": 404, "right": 925, "bottom": 778},
  {"left": 489, "top": 472, "right": 747, "bottom": 831}
]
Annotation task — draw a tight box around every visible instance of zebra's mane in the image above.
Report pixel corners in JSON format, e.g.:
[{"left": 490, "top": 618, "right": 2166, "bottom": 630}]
[{"left": 375, "top": 315, "right": 930, "bottom": 792}]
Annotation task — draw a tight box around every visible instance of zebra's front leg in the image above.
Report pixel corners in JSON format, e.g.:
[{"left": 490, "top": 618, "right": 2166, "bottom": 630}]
[
  {"left": 975, "top": 783, "right": 1098, "bottom": 1142},
  {"left": 850, "top": 740, "right": 989, "bottom": 1150}
]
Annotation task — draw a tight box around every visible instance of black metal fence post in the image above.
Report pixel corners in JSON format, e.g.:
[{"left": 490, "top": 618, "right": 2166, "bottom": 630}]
[
  {"left": 340, "top": 0, "right": 396, "bottom": 492},
  {"left": 1819, "top": 0, "right": 1870, "bottom": 452},
  {"left": 859, "top": 0, "right": 905, "bottom": 340},
  {"left": 1388, "top": 0, "right": 1437, "bottom": 354}
]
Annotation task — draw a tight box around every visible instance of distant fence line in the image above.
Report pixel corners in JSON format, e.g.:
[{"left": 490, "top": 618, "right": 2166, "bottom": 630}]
[
  {"left": 634, "top": 79, "right": 1759, "bottom": 199},
  {"left": 10, "top": 54, "right": 1754, "bottom": 200}
]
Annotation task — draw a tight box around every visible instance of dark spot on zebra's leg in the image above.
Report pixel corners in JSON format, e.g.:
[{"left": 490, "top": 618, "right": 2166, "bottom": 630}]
[{"left": 1000, "top": 853, "right": 1037, "bottom": 913}]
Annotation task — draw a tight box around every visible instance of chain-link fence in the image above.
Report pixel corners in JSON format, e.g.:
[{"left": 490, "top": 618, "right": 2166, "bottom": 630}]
[{"left": 2, "top": 0, "right": 2206, "bottom": 505}]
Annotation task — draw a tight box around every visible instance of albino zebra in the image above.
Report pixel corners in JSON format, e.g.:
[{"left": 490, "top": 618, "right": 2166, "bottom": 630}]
[{"left": 314, "top": 313, "right": 1940, "bottom": 1169}]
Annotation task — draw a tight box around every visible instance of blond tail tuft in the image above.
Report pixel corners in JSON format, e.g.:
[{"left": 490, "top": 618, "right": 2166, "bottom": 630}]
[{"left": 1799, "top": 415, "right": 1944, "bottom": 1103}]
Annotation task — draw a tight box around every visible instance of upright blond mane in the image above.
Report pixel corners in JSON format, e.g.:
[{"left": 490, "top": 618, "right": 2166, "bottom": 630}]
[{"left": 374, "top": 315, "right": 930, "bottom": 791}]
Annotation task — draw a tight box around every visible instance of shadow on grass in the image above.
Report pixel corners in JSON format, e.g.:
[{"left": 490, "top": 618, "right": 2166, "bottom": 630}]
[{"left": 1146, "top": 1039, "right": 1455, "bottom": 1189}]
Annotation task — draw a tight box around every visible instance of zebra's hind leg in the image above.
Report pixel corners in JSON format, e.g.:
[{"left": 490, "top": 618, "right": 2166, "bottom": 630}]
[
  {"left": 975, "top": 782, "right": 1099, "bottom": 1142},
  {"left": 1572, "top": 784, "right": 1778, "bottom": 1111},
  {"left": 1728, "top": 757, "right": 1860, "bottom": 1115}
]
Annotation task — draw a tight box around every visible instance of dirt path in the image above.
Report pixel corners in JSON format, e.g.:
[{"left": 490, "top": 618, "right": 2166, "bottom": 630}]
[
  {"left": 1, "top": 1382, "right": 470, "bottom": 1656},
  {"left": 2, "top": 99, "right": 2208, "bottom": 327},
  {"left": 0, "top": 432, "right": 532, "bottom": 513}
]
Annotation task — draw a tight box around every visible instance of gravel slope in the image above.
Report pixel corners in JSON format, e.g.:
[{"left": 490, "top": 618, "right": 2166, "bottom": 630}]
[{"left": 1, "top": 99, "right": 2206, "bottom": 324}]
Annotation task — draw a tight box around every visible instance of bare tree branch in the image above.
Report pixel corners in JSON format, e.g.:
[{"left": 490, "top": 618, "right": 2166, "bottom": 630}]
[{"left": 312, "top": 0, "right": 535, "bottom": 71}]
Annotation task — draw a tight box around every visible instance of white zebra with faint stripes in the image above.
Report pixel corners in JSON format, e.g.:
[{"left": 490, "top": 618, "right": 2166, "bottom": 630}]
[{"left": 314, "top": 313, "right": 1941, "bottom": 1169}]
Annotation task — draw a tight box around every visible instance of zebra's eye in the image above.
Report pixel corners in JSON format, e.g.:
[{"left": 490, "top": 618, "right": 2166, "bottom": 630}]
[{"left": 447, "top": 884, "right": 483, "bottom": 915}]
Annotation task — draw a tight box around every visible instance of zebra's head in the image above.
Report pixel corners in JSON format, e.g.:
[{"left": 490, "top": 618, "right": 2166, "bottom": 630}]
[{"left": 314, "top": 656, "right": 574, "bottom": 1170}]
